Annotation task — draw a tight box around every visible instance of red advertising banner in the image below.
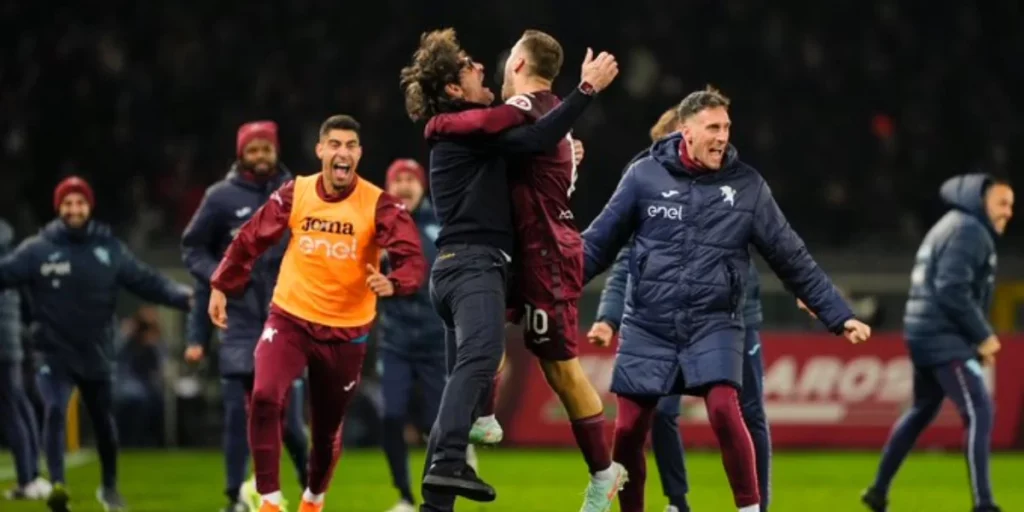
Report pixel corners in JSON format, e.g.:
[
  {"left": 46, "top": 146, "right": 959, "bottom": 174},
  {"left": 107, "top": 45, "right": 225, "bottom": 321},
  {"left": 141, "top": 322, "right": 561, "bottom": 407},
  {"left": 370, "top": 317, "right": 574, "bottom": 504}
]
[{"left": 495, "top": 331, "right": 1024, "bottom": 449}]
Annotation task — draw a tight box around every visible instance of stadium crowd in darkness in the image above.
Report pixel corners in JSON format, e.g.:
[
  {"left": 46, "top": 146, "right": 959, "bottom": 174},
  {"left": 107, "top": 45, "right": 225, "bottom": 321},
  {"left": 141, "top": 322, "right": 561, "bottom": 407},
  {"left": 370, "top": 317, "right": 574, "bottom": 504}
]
[{"left": 1, "top": 0, "right": 1021, "bottom": 249}]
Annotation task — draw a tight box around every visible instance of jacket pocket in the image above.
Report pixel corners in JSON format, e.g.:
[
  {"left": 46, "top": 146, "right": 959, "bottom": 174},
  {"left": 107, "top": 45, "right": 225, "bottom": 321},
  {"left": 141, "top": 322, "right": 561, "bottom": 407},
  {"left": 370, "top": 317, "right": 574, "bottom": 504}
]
[
  {"left": 725, "top": 263, "right": 741, "bottom": 317},
  {"left": 629, "top": 251, "right": 649, "bottom": 305}
]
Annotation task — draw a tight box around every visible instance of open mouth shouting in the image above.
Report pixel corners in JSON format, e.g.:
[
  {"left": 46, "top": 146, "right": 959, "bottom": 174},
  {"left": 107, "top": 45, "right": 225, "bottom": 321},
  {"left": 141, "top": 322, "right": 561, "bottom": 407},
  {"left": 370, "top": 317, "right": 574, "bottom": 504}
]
[{"left": 331, "top": 159, "right": 352, "bottom": 181}]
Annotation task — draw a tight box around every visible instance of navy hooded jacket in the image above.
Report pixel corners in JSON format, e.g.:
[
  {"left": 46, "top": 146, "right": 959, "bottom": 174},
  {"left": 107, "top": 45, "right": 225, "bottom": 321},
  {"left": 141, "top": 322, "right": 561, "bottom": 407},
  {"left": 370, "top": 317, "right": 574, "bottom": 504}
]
[
  {"left": 181, "top": 165, "right": 290, "bottom": 375},
  {"left": 581, "top": 134, "right": 852, "bottom": 393},
  {"left": 0, "top": 219, "right": 20, "bottom": 362},
  {"left": 376, "top": 199, "right": 445, "bottom": 359},
  {"left": 0, "top": 219, "right": 191, "bottom": 379},
  {"left": 903, "top": 174, "right": 1000, "bottom": 366}
]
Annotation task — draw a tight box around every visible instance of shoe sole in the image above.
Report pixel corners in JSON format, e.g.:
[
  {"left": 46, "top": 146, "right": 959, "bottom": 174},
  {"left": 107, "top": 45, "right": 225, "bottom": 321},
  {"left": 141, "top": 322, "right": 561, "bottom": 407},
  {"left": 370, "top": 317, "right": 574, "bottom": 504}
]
[
  {"left": 468, "top": 432, "right": 503, "bottom": 445},
  {"left": 422, "top": 475, "right": 496, "bottom": 502}
]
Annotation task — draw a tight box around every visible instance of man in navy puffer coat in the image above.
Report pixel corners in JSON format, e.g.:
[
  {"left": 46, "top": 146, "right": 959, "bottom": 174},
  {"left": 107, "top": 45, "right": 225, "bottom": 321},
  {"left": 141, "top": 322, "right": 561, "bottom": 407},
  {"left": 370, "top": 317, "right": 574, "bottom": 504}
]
[
  {"left": 581, "top": 88, "right": 870, "bottom": 512},
  {"left": 863, "top": 174, "right": 1011, "bottom": 512},
  {"left": 589, "top": 105, "right": 772, "bottom": 512}
]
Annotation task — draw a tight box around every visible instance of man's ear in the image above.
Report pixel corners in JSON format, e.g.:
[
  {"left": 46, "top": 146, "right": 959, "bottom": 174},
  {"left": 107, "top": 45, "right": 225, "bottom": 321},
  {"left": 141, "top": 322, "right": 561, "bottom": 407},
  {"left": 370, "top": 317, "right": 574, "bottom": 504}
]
[
  {"left": 513, "top": 57, "right": 526, "bottom": 74},
  {"left": 444, "top": 83, "right": 463, "bottom": 99}
]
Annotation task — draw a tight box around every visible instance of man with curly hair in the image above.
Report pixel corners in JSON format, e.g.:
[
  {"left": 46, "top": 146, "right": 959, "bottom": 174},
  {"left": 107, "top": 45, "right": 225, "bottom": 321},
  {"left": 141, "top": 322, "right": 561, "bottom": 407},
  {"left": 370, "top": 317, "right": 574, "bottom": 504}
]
[{"left": 400, "top": 28, "right": 618, "bottom": 511}]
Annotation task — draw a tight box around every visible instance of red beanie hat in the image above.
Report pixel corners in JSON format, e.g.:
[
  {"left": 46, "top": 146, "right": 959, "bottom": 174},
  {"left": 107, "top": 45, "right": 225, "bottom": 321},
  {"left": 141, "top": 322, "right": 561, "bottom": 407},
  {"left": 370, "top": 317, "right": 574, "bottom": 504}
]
[
  {"left": 236, "top": 121, "right": 280, "bottom": 157},
  {"left": 385, "top": 158, "right": 426, "bottom": 188},
  {"left": 53, "top": 176, "right": 95, "bottom": 212}
]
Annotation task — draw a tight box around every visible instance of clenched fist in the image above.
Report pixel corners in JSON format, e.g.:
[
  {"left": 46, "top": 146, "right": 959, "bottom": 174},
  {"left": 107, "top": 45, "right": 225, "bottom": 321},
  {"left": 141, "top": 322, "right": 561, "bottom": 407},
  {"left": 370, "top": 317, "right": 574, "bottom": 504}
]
[
  {"left": 208, "top": 288, "right": 228, "bottom": 329},
  {"left": 978, "top": 335, "right": 1001, "bottom": 357},
  {"left": 579, "top": 48, "right": 619, "bottom": 93},
  {"left": 843, "top": 319, "right": 871, "bottom": 344},
  {"left": 587, "top": 321, "right": 615, "bottom": 347},
  {"left": 366, "top": 264, "right": 395, "bottom": 297},
  {"left": 572, "top": 139, "right": 585, "bottom": 166},
  {"left": 184, "top": 345, "right": 204, "bottom": 363}
]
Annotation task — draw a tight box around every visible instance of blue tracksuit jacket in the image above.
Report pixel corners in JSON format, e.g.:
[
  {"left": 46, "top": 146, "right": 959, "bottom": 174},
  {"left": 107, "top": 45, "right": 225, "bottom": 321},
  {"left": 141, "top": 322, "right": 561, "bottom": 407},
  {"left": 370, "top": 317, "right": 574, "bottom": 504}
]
[{"left": 0, "top": 220, "right": 190, "bottom": 379}]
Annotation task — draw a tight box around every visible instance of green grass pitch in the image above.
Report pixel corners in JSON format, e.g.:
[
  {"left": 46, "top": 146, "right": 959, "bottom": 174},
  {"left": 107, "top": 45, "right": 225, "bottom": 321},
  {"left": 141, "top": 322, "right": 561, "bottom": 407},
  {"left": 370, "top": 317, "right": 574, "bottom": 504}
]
[{"left": 2, "top": 449, "right": 1022, "bottom": 511}]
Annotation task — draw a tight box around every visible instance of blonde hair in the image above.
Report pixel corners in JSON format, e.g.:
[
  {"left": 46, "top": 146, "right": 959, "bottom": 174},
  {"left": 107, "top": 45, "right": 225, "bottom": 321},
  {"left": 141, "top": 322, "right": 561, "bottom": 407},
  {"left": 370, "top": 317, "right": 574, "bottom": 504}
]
[{"left": 650, "top": 107, "right": 679, "bottom": 141}]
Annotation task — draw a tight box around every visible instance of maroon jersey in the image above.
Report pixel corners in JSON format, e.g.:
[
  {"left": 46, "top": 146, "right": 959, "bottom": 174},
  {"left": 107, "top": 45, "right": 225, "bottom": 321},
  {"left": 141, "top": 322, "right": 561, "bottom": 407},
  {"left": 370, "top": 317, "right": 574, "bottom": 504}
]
[{"left": 505, "top": 92, "right": 582, "bottom": 272}]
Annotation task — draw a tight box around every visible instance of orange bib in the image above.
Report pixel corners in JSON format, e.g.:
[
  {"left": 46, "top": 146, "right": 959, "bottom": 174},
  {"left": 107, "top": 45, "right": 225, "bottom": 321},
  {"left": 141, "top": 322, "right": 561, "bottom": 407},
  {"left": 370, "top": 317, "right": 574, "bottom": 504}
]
[{"left": 272, "top": 175, "right": 382, "bottom": 327}]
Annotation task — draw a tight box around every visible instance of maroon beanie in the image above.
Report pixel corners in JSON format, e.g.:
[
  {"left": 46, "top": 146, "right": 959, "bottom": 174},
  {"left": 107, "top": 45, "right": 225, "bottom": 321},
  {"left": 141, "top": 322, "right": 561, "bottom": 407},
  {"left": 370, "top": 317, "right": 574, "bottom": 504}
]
[
  {"left": 385, "top": 158, "right": 426, "bottom": 188},
  {"left": 236, "top": 121, "right": 280, "bottom": 157},
  {"left": 53, "top": 176, "right": 95, "bottom": 211}
]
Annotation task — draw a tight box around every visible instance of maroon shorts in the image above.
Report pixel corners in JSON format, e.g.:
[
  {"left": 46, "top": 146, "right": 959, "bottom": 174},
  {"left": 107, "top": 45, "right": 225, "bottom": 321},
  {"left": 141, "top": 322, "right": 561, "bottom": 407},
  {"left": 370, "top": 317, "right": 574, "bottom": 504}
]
[
  {"left": 252, "top": 310, "right": 368, "bottom": 412},
  {"left": 506, "top": 255, "right": 583, "bottom": 361}
]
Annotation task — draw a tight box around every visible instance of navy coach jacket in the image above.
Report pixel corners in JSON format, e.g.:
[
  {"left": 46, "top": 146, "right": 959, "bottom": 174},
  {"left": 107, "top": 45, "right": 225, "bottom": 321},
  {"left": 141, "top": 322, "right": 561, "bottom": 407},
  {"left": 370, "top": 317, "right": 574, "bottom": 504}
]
[
  {"left": 376, "top": 200, "right": 445, "bottom": 360},
  {"left": 0, "top": 219, "right": 190, "bottom": 379},
  {"left": 903, "top": 174, "right": 1000, "bottom": 366},
  {"left": 581, "top": 133, "right": 852, "bottom": 395},
  {"left": 181, "top": 165, "right": 290, "bottom": 375}
]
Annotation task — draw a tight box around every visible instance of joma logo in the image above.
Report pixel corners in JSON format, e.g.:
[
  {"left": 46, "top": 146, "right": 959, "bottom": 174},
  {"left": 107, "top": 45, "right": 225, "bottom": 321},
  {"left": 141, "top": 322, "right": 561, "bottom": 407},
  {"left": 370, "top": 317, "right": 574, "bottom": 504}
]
[{"left": 300, "top": 217, "right": 355, "bottom": 235}]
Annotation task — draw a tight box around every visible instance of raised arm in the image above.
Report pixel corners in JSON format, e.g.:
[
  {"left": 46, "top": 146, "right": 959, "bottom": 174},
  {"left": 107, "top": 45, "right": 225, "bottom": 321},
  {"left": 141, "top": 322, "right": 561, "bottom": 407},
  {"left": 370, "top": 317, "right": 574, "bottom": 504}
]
[
  {"left": 181, "top": 188, "right": 223, "bottom": 282},
  {"left": 750, "top": 180, "right": 853, "bottom": 334},
  {"left": 116, "top": 241, "right": 192, "bottom": 310},
  {"left": 582, "top": 165, "right": 640, "bottom": 284},
  {"left": 211, "top": 180, "right": 294, "bottom": 296},
  {"left": 374, "top": 193, "right": 427, "bottom": 295},
  {"left": 929, "top": 226, "right": 994, "bottom": 345}
]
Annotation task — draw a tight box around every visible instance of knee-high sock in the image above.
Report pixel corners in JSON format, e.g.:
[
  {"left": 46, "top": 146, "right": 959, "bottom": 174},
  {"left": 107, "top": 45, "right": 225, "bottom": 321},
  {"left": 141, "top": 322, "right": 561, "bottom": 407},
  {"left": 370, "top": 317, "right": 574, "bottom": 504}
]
[
  {"left": 612, "top": 394, "right": 656, "bottom": 512},
  {"left": 705, "top": 385, "right": 758, "bottom": 508}
]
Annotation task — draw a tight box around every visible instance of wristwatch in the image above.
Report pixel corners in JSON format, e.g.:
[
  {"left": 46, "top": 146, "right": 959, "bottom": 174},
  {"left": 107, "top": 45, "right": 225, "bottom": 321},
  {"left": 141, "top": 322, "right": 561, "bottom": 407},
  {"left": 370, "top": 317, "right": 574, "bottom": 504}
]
[{"left": 578, "top": 81, "right": 596, "bottom": 96}]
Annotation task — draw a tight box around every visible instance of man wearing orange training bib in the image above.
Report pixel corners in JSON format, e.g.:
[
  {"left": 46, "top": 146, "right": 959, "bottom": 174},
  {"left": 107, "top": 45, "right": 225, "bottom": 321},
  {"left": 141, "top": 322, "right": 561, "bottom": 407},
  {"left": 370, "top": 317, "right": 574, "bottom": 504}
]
[{"left": 208, "top": 115, "right": 427, "bottom": 512}]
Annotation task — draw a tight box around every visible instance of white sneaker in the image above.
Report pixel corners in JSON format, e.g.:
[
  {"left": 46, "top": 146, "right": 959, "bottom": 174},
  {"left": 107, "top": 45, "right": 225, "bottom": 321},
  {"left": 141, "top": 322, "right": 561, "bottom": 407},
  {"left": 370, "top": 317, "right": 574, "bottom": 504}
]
[
  {"left": 468, "top": 416, "right": 503, "bottom": 445},
  {"left": 30, "top": 478, "right": 53, "bottom": 499},
  {"left": 385, "top": 501, "right": 416, "bottom": 512},
  {"left": 466, "top": 444, "right": 479, "bottom": 472},
  {"left": 240, "top": 477, "right": 261, "bottom": 511},
  {"left": 665, "top": 507, "right": 680, "bottom": 512}
]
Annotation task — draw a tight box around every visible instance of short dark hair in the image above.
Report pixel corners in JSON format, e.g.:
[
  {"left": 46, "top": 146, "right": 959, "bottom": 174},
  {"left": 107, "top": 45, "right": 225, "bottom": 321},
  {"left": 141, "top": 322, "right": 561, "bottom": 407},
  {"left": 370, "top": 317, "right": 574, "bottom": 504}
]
[
  {"left": 319, "top": 115, "right": 360, "bottom": 138},
  {"left": 676, "top": 85, "right": 731, "bottom": 121},
  {"left": 518, "top": 30, "right": 563, "bottom": 81},
  {"left": 400, "top": 28, "right": 466, "bottom": 122}
]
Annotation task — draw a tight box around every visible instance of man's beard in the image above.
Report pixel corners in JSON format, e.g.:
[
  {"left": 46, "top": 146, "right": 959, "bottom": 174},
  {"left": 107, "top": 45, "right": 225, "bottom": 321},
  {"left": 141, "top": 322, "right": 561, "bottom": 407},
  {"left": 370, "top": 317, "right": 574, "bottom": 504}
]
[{"left": 243, "top": 160, "right": 275, "bottom": 175}]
